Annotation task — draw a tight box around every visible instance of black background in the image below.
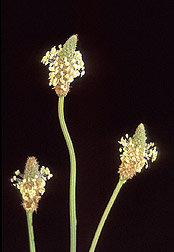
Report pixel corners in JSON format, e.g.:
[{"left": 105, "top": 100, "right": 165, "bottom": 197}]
[{"left": 2, "top": 0, "right": 174, "bottom": 252}]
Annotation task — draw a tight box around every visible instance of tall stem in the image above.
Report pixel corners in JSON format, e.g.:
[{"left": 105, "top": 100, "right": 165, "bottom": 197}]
[
  {"left": 26, "top": 211, "right": 36, "bottom": 252},
  {"left": 58, "top": 96, "right": 77, "bottom": 252},
  {"left": 89, "top": 179, "right": 125, "bottom": 252}
]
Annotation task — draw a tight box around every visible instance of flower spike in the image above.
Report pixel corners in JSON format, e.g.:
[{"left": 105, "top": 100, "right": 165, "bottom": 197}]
[
  {"left": 118, "top": 123, "right": 158, "bottom": 180},
  {"left": 41, "top": 34, "right": 85, "bottom": 97},
  {"left": 11, "top": 156, "right": 53, "bottom": 212}
]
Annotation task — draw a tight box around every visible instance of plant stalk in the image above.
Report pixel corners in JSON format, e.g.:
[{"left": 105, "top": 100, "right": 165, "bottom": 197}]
[
  {"left": 89, "top": 179, "right": 125, "bottom": 252},
  {"left": 26, "top": 211, "right": 36, "bottom": 252},
  {"left": 58, "top": 96, "right": 77, "bottom": 252}
]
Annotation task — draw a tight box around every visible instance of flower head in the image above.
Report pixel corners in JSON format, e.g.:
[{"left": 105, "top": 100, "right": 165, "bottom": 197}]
[
  {"left": 118, "top": 123, "right": 158, "bottom": 180},
  {"left": 41, "top": 34, "right": 85, "bottom": 97},
  {"left": 11, "top": 156, "right": 53, "bottom": 212}
]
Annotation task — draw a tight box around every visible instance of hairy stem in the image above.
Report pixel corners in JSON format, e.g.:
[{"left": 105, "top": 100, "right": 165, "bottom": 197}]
[
  {"left": 89, "top": 179, "right": 125, "bottom": 252},
  {"left": 26, "top": 211, "right": 36, "bottom": 252},
  {"left": 58, "top": 96, "right": 77, "bottom": 252}
]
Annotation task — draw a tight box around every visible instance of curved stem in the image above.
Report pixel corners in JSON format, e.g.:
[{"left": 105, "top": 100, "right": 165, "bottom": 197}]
[
  {"left": 58, "top": 96, "right": 77, "bottom": 252},
  {"left": 89, "top": 179, "right": 125, "bottom": 252},
  {"left": 26, "top": 211, "right": 36, "bottom": 252}
]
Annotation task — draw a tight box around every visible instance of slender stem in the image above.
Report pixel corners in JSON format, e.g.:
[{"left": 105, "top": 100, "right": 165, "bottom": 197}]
[
  {"left": 26, "top": 211, "right": 36, "bottom": 252},
  {"left": 58, "top": 96, "right": 77, "bottom": 252},
  {"left": 89, "top": 179, "right": 125, "bottom": 252}
]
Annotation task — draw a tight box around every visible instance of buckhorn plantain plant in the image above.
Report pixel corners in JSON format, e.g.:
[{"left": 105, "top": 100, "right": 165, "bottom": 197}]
[
  {"left": 11, "top": 34, "right": 158, "bottom": 252},
  {"left": 41, "top": 34, "right": 85, "bottom": 252},
  {"left": 11, "top": 156, "right": 53, "bottom": 252},
  {"left": 89, "top": 123, "right": 158, "bottom": 252}
]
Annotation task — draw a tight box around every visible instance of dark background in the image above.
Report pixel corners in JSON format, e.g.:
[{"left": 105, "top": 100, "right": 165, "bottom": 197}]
[{"left": 2, "top": 0, "right": 174, "bottom": 251}]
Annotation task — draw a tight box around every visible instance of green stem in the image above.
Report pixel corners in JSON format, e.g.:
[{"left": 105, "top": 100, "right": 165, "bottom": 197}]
[
  {"left": 89, "top": 179, "right": 125, "bottom": 252},
  {"left": 58, "top": 96, "right": 77, "bottom": 252},
  {"left": 26, "top": 211, "right": 36, "bottom": 252}
]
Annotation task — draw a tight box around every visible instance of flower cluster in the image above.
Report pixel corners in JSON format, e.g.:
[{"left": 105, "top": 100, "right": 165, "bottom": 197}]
[
  {"left": 118, "top": 123, "right": 158, "bottom": 180},
  {"left": 41, "top": 34, "right": 85, "bottom": 97},
  {"left": 11, "top": 156, "right": 53, "bottom": 212}
]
